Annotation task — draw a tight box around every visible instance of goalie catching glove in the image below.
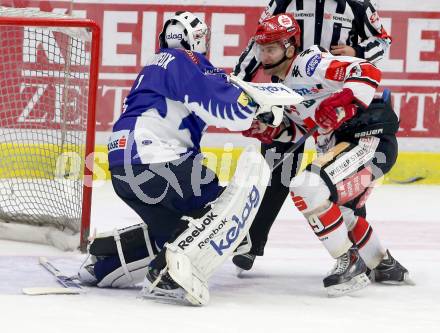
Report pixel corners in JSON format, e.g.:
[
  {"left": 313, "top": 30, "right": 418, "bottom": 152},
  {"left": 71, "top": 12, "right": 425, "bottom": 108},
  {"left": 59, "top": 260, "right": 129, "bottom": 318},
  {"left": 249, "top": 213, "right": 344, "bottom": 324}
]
[
  {"left": 315, "top": 88, "right": 357, "bottom": 130},
  {"left": 229, "top": 74, "right": 303, "bottom": 127}
]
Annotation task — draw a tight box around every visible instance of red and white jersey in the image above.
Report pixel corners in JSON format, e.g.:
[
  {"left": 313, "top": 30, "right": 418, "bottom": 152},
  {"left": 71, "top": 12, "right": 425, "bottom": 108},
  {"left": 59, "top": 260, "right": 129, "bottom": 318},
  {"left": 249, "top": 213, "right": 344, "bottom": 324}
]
[{"left": 282, "top": 45, "right": 381, "bottom": 151}]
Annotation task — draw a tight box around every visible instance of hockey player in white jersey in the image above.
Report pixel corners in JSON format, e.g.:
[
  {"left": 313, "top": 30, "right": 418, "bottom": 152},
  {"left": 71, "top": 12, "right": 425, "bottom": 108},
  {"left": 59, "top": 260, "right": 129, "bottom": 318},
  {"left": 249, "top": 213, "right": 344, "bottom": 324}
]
[
  {"left": 243, "top": 13, "right": 410, "bottom": 295},
  {"left": 78, "top": 11, "right": 301, "bottom": 304},
  {"left": 233, "top": 0, "right": 393, "bottom": 273}
]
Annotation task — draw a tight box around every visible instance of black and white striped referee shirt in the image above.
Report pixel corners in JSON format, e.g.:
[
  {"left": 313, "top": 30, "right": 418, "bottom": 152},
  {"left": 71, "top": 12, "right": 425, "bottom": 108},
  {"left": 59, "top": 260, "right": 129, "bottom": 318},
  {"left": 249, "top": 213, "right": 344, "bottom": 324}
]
[{"left": 234, "top": 0, "right": 391, "bottom": 81}]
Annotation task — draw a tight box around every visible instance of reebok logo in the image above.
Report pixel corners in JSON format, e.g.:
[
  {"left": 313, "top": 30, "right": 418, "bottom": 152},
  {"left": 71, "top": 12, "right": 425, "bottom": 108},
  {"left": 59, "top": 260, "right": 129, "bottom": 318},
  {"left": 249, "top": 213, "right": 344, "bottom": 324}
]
[
  {"left": 177, "top": 212, "right": 218, "bottom": 250},
  {"left": 197, "top": 218, "right": 228, "bottom": 249}
]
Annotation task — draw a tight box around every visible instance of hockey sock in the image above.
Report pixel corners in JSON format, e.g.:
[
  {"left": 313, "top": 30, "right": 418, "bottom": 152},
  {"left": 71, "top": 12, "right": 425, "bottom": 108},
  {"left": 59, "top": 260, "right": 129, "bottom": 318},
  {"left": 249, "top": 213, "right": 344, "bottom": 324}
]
[
  {"left": 304, "top": 201, "right": 352, "bottom": 258},
  {"left": 349, "top": 216, "right": 386, "bottom": 269}
]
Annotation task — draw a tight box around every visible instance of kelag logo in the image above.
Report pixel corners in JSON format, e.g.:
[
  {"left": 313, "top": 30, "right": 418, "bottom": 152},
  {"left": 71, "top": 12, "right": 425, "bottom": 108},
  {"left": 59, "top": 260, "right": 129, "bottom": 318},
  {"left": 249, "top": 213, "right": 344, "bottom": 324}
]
[
  {"left": 210, "top": 185, "right": 260, "bottom": 256},
  {"left": 166, "top": 33, "right": 183, "bottom": 40},
  {"left": 306, "top": 54, "right": 321, "bottom": 76}
]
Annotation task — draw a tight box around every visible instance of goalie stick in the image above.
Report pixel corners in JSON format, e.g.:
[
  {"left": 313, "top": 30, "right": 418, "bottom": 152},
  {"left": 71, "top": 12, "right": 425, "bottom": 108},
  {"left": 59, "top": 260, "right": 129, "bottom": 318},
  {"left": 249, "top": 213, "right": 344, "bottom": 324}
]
[
  {"left": 272, "top": 125, "right": 319, "bottom": 171},
  {"left": 22, "top": 257, "right": 84, "bottom": 295}
]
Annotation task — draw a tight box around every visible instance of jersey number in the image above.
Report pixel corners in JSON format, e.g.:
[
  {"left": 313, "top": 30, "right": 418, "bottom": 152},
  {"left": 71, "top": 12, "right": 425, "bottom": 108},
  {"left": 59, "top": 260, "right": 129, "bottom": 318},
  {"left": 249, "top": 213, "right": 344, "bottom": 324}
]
[
  {"left": 308, "top": 216, "right": 325, "bottom": 233},
  {"left": 135, "top": 75, "right": 144, "bottom": 89}
]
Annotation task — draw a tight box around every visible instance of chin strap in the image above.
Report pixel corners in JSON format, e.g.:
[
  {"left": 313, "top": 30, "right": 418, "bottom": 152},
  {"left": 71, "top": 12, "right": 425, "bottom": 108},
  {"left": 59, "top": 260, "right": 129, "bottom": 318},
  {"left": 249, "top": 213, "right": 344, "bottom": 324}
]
[
  {"left": 262, "top": 54, "right": 289, "bottom": 69},
  {"left": 262, "top": 45, "right": 298, "bottom": 70}
]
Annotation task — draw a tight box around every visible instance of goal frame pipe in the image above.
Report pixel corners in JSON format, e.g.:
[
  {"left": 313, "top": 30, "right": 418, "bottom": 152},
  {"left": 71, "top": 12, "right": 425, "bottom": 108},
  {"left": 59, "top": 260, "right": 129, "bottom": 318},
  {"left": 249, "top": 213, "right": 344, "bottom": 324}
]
[{"left": 0, "top": 16, "right": 101, "bottom": 252}]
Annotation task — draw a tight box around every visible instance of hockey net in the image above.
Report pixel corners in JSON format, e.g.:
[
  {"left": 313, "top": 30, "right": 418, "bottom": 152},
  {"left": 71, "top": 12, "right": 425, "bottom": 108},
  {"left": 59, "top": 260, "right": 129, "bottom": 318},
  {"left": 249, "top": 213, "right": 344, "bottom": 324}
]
[{"left": 0, "top": 6, "right": 100, "bottom": 251}]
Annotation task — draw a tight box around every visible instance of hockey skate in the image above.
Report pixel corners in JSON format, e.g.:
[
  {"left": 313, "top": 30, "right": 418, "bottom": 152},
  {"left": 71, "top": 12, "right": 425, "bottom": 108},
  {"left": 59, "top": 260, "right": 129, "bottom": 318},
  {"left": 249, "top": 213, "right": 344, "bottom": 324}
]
[
  {"left": 323, "top": 247, "right": 370, "bottom": 297},
  {"left": 77, "top": 254, "right": 99, "bottom": 286},
  {"left": 233, "top": 253, "right": 256, "bottom": 276},
  {"left": 77, "top": 263, "right": 98, "bottom": 286},
  {"left": 371, "top": 250, "right": 413, "bottom": 285},
  {"left": 141, "top": 266, "right": 199, "bottom": 306},
  {"left": 232, "top": 234, "right": 256, "bottom": 276}
]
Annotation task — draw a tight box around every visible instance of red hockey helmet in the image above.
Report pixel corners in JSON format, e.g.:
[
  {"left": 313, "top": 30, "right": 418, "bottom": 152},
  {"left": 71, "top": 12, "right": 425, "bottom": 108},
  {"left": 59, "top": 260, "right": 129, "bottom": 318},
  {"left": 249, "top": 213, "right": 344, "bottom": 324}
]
[{"left": 254, "top": 13, "right": 301, "bottom": 48}]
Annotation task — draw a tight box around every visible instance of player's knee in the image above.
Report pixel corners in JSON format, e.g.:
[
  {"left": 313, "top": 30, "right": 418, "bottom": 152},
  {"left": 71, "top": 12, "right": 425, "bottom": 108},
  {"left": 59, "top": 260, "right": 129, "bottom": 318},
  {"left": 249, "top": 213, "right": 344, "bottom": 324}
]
[{"left": 289, "top": 171, "right": 331, "bottom": 213}]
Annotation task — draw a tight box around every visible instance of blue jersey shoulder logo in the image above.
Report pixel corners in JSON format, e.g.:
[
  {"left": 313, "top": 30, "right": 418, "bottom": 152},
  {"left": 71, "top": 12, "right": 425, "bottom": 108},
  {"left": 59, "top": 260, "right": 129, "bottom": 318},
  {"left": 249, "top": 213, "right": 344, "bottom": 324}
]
[{"left": 305, "top": 54, "right": 321, "bottom": 77}]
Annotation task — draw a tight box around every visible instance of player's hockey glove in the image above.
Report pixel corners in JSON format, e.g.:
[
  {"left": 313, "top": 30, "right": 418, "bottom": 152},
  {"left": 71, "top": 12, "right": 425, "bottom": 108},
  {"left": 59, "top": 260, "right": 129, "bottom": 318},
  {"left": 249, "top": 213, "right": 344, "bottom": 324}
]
[
  {"left": 315, "top": 88, "right": 357, "bottom": 131},
  {"left": 242, "top": 116, "right": 296, "bottom": 144}
]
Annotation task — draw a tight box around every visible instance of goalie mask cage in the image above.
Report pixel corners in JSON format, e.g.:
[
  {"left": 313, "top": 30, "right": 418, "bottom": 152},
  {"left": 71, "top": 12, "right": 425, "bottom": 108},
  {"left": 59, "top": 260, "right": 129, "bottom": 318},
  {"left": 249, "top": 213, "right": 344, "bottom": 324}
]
[{"left": 0, "top": 7, "right": 100, "bottom": 251}]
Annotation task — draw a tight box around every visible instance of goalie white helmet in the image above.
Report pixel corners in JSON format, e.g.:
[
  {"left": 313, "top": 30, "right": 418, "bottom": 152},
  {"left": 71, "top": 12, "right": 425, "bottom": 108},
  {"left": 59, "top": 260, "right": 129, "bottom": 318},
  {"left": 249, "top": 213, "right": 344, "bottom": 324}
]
[{"left": 159, "top": 11, "right": 209, "bottom": 55}]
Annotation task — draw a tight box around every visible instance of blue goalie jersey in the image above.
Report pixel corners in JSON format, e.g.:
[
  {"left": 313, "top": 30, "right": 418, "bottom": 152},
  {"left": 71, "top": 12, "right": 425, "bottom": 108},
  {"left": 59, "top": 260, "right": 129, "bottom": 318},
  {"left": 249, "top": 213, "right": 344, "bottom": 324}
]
[{"left": 108, "top": 48, "right": 257, "bottom": 168}]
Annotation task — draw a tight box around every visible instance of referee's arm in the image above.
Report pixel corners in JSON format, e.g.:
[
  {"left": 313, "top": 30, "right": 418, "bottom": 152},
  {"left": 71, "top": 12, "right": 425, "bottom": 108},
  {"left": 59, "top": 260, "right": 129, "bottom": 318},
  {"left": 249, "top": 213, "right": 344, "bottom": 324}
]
[{"left": 350, "top": 0, "right": 392, "bottom": 63}]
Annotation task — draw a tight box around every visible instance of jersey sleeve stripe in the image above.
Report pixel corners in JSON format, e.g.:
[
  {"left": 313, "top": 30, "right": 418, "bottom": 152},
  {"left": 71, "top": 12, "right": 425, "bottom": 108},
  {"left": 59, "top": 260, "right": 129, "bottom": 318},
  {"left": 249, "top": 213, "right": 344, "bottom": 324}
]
[{"left": 345, "top": 77, "right": 379, "bottom": 89}]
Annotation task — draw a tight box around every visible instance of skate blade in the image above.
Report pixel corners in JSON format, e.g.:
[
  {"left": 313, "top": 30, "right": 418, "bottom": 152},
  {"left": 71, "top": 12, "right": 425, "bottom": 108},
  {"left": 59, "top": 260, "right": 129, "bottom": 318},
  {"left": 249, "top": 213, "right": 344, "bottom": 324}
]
[
  {"left": 140, "top": 288, "right": 193, "bottom": 306},
  {"left": 376, "top": 272, "right": 416, "bottom": 286},
  {"left": 22, "top": 287, "right": 82, "bottom": 295},
  {"left": 236, "top": 266, "right": 245, "bottom": 278},
  {"left": 326, "top": 273, "right": 370, "bottom": 297}
]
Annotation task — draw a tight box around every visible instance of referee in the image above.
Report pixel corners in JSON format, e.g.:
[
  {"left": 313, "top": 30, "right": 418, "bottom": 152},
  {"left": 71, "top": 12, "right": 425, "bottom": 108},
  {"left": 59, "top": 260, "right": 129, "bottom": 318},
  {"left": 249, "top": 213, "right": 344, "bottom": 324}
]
[{"left": 232, "top": 0, "right": 392, "bottom": 271}]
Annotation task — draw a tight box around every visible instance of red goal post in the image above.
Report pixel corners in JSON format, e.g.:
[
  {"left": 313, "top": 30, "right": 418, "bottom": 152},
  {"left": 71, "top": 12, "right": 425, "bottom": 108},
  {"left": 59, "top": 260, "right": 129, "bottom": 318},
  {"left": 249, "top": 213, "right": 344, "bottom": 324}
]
[{"left": 0, "top": 6, "right": 100, "bottom": 251}]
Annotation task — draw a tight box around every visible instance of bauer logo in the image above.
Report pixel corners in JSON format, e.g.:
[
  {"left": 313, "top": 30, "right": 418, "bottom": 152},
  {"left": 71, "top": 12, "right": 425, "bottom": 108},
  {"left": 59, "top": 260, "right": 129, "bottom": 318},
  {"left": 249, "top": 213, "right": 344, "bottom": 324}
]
[
  {"left": 107, "top": 130, "right": 130, "bottom": 152},
  {"left": 306, "top": 54, "right": 321, "bottom": 76},
  {"left": 210, "top": 185, "right": 260, "bottom": 256}
]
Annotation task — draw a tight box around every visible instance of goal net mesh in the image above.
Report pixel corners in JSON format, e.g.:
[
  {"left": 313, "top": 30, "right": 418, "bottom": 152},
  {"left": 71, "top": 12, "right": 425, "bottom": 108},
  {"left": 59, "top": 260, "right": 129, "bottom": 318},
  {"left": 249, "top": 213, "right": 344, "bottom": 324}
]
[{"left": 0, "top": 7, "right": 96, "bottom": 244}]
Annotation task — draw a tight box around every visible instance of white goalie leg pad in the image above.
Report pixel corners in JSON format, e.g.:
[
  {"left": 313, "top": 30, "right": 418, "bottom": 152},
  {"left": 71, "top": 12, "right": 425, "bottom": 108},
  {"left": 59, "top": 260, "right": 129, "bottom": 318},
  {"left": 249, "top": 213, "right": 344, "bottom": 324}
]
[{"left": 165, "top": 147, "right": 271, "bottom": 305}]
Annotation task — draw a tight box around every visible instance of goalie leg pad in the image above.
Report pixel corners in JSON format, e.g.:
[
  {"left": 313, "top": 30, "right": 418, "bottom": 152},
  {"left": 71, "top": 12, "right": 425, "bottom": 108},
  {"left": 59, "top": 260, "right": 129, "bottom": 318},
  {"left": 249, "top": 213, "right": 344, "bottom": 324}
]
[
  {"left": 164, "top": 147, "right": 271, "bottom": 304},
  {"left": 94, "top": 248, "right": 152, "bottom": 288},
  {"left": 79, "top": 223, "right": 158, "bottom": 288},
  {"left": 89, "top": 223, "right": 157, "bottom": 257}
]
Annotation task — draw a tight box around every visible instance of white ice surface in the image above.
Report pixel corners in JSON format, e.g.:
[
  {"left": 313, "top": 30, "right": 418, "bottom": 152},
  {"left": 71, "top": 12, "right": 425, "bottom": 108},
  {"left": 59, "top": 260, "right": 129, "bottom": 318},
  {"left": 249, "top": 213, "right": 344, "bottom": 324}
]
[{"left": 1, "top": 182, "right": 439, "bottom": 333}]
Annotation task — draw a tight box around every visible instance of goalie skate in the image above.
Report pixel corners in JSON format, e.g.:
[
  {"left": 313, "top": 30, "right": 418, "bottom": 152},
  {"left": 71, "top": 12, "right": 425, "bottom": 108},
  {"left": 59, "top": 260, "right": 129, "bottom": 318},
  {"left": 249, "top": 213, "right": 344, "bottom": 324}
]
[{"left": 140, "top": 266, "right": 201, "bottom": 306}]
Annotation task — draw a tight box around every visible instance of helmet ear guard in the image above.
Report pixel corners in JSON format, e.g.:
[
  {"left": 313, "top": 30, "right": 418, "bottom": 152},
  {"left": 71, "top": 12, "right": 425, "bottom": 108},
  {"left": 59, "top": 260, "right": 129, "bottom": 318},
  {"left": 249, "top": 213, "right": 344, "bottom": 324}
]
[{"left": 158, "top": 11, "right": 209, "bottom": 54}]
